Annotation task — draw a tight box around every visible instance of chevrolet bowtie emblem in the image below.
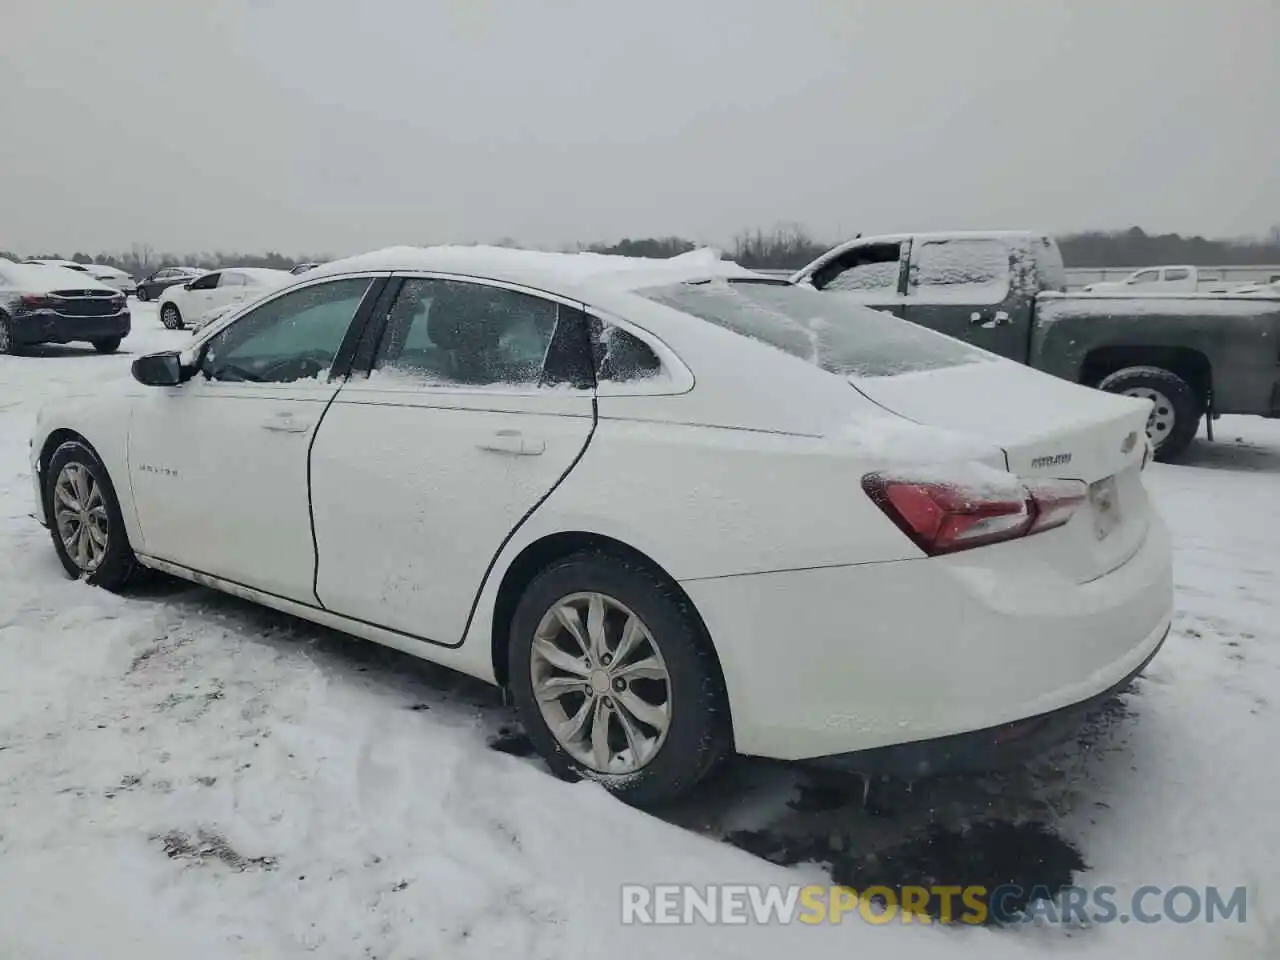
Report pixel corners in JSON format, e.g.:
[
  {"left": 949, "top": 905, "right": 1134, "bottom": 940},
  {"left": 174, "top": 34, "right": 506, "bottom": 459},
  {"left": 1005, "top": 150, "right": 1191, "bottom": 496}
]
[{"left": 1121, "top": 431, "right": 1138, "bottom": 454}]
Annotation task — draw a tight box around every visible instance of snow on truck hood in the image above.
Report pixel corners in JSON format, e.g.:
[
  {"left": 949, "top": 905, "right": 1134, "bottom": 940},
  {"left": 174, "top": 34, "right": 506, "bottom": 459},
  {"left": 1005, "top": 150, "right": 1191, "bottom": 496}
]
[{"left": 849, "top": 358, "right": 1152, "bottom": 483}]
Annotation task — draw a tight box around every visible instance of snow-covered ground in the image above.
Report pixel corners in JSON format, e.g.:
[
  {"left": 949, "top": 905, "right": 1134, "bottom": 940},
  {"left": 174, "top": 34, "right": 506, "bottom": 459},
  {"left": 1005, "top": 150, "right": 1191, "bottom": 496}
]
[{"left": 1, "top": 304, "right": 1277, "bottom": 958}]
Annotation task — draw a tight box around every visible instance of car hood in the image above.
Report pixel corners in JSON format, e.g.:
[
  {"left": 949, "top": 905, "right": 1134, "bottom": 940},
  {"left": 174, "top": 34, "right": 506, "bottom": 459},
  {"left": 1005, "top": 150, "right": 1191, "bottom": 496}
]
[{"left": 849, "top": 358, "right": 1151, "bottom": 483}]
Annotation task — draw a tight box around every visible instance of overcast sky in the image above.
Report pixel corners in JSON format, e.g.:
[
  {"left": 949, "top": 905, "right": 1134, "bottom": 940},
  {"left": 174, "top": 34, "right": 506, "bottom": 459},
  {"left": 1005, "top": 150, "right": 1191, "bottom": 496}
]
[{"left": 2, "top": 0, "right": 1277, "bottom": 257}]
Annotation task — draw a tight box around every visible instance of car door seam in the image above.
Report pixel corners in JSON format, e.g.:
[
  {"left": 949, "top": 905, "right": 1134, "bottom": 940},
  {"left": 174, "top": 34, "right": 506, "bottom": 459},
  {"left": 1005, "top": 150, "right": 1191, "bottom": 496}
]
[
  {"left": 306, "top": 384, "right": 346, "bottom": 609},
  {"left": 454, "top": 395, "right": 599, "bottom": 650}
]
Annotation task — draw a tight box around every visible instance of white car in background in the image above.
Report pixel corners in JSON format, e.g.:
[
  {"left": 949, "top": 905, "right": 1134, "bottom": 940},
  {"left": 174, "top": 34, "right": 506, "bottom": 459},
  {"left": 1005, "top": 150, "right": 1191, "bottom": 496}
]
[
  {"left": 28, "top": 245, "right": 1172, "bottom": 806},
  {"left": 82, "top": 264, "right": 137, "bottom": 296},
  {"left": 156, "top": 267, "right": 292, "bottom": 330}
]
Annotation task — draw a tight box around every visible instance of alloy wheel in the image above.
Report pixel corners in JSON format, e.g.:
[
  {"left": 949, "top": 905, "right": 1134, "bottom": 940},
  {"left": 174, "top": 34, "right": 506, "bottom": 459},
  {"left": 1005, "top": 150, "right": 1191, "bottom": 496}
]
[
  {"left": 1123, "top": 386, "right": 1175, "bottom": 447},
  {"left": 529, "top": 591, "right": 672, "bottom": 774},
  {"left": 52, "top": 462, "right": 110, "bottom": 573}
]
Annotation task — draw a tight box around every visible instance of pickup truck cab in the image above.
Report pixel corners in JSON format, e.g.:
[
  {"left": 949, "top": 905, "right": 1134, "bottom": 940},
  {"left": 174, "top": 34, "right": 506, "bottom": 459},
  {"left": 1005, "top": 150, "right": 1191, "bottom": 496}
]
[{"left": 794, "top": 232, "right": 1280, "bottom": 460}]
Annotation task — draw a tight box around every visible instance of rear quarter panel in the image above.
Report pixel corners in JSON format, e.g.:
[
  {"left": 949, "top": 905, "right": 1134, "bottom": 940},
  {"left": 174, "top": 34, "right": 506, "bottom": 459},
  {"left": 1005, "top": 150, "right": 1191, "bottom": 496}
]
[{"left": 1032, "top": 294, "right": 1280, "bottom": 414}]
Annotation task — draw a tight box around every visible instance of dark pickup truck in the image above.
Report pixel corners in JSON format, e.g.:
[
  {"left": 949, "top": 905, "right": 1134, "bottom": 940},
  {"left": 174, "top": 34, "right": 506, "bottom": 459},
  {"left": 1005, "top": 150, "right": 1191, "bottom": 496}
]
[{"left": 792, "top": 231, "right": 1280, "bottom": 461}]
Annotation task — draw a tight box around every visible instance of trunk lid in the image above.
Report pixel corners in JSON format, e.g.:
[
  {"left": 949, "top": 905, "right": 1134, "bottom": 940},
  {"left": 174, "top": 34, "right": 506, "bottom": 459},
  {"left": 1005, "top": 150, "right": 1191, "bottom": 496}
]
[{"left": 850, "top": 359, "right": 1154, "bottom": 581}]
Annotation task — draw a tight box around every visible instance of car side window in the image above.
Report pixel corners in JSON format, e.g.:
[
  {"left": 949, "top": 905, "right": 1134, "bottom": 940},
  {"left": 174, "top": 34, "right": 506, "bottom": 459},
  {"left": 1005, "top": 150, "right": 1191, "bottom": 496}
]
[
  {"left": 219, "top": 272, "right": 246, "bottom": 288},
  {"left": 371, "top": 278, "right": 590, "bottom": 388},
  {"left": 596, "top": 323, "right": 663, "bottom": 383},
  {"left": 1163, "top": 268, "right": 1190, "bottom": 282},
  {"left": 909, "top": 239, "right": 1010, "bottom": 301},
  {"left": 1131, "top": 270, "right": 1160, "bottom": 285},
  {"left": 812, "top": 242, "right": 904, "bottom": 293},
  {"left": 200, "top": 278, "right": 372, "bottom": 384},
  {"left": 188, "top": 272, "right": 220, "bottom": 291}
]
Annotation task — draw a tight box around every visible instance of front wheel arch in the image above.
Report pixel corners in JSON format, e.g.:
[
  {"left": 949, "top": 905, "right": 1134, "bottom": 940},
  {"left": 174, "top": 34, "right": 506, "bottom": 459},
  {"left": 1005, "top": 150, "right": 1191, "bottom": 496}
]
[{"left": 39, "top": 428, "right": 100, "bottom": 482}]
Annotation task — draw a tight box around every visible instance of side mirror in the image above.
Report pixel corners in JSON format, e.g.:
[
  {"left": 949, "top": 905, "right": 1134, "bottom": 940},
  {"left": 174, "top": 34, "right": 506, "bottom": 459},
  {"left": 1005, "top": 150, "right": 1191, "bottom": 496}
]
[
  {"left": 182, "top": 281, "right": 193, "bottom": 290},
  {"left": 132, "top": 351, "right": 184, "bottom": 387}
]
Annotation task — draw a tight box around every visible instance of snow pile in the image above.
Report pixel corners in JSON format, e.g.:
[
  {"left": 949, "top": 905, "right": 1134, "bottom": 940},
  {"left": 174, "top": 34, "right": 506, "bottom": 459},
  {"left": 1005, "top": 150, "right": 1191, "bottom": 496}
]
[{"left": 831, "top": 413, "right": 1002, "bottom": 468}]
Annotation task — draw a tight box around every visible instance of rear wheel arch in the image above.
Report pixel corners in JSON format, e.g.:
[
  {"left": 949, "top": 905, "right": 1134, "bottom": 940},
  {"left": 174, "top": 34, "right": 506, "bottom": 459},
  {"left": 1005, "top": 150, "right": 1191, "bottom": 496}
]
[
  {"left": 489, "top": 532, "right": 730, "bottom": 728},
  {"left": 1079, "top": 345, "right": 1212, "bottom": 408}
]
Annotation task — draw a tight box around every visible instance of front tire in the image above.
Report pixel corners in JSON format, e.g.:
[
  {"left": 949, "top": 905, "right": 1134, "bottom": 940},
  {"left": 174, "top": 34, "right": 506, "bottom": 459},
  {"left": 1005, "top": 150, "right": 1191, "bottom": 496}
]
[
  {"left": 508, "top": 550, "right": 731, "bottom": 807},
  {"left": 1096, "top": 365, "right": 1201, "bottom": 462},
  {"left": 160, "top": 303, "right": 183, "bottom": 330},
  {"left": 92, "top": 337, "right": 122, "bottom": 354},
  {"left": 136, "top": 287, "right": 150, "bottom": 302},
  {"left": 44, "top": 441, "right": 139, "bottom": 591}
]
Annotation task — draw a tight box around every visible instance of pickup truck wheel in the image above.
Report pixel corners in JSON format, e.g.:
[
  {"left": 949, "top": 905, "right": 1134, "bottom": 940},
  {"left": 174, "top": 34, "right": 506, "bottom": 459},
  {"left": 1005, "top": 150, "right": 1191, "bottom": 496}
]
[{"left": 1097, "top": 366, "right": 1200, "bottom": 462}]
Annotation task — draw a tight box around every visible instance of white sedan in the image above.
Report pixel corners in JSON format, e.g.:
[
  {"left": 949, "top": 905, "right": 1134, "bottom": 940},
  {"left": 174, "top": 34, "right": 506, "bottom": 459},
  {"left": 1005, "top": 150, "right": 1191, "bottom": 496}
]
[
  {"left": 156, "top": 266, "right": 291, "bottom": 330},
  {"left": 29, "top": 245, "right": 1172, "bottom": 806}
]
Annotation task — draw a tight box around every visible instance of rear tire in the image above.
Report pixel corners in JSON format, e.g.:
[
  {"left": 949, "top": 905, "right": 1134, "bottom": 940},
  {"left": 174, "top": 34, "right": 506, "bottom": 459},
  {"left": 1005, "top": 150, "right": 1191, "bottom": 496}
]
[
  {"left": 44, "top": 441, "right": 139, "bottom": 591},
  {"left": 508, "top": 550, "right": 731, "bottom": 807},
  {"left": 92, "top": 337, "right": 122, "bottom": 354},
  {"left": 160, "top": 303, "right": 183, "bottom": 330},
  {"left": 136, "top": 287, "right": 149, "bottom": 302},
  {"left": 1097, "top": 365, "right": 1200, "bottom": 462}
]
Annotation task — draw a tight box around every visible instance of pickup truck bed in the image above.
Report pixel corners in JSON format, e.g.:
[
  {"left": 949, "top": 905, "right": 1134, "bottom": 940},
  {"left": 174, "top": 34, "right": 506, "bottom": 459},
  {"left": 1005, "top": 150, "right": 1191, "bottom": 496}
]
[{"left": 794, "top": 231, "right": 1280, "bottom": 460}]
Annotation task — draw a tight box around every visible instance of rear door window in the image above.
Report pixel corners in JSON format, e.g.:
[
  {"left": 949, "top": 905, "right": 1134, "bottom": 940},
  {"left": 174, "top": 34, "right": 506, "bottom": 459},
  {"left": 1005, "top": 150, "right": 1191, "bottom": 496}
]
[
  {"left": 370, "top": 278, "right": 593, "bottom": 388},
  {"left": 909, "top": 238, "right": 1010, "bottom": 303}
]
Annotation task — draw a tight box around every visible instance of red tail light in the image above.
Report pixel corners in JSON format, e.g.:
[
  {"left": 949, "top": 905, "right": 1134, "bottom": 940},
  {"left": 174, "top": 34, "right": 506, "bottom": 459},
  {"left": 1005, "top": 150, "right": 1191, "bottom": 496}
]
[
  {"left": 862, "top": 472, "right": 1088, "bottom": 555},
  {"left": 1024, "top": 478, "right": 1087, "bottom": 534}
]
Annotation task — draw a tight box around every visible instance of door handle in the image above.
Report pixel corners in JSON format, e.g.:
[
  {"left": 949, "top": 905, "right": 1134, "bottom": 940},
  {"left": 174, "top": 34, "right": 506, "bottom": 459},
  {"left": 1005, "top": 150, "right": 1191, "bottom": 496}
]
[
  {"left": 969, "top": 310, "right": 1011, "bottom": 329},
  {"left": 477, "top": 429, "right": 545, "bottom": 456},
  {"left": 261, "top": 412, "right": 312, "bottom": 434}
]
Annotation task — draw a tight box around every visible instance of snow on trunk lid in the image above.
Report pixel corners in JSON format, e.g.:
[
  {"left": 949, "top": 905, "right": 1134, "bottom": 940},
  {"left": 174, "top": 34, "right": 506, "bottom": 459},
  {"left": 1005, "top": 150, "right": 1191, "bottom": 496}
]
[{"left": 848, "top": 359, "right": 1154, "bottom": 581}]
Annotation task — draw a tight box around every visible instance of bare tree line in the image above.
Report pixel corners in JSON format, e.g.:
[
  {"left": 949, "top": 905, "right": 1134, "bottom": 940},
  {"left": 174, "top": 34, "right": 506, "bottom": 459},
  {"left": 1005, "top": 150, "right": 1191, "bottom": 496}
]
[{"left": 5, "top": 224, "right": 1280, "bottom": 275}]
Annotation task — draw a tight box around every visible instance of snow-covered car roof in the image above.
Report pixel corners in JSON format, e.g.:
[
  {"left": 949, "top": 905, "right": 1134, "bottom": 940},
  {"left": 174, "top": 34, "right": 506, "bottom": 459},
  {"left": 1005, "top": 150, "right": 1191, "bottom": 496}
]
[
  {"left": 0, "top": 259, "right": 118, "bottom": 292},
  {"left": 22, "top": 258, "right": 89, "bottom": 271},
  {"left": 304, "top": 245, "right": 763, "bottom": 296}
]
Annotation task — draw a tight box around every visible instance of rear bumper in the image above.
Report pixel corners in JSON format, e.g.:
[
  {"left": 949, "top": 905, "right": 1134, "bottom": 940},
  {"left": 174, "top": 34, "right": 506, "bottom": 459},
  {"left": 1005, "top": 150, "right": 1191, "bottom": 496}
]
[
  {"left": 683, "top": 511, "right": 1173, "bottom": 762},
  {"left": 10, "top": 309, "right": 131, "bottom": 346},
  {"left": 806, "top": 621, "right": 1168, "bottom": 777}
]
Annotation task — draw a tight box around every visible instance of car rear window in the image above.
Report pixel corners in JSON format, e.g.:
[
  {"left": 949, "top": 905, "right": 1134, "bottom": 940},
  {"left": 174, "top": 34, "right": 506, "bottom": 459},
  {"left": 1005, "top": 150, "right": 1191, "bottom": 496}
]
[{"left": 638, "top": 280, "right": 992, "bottom": 378}]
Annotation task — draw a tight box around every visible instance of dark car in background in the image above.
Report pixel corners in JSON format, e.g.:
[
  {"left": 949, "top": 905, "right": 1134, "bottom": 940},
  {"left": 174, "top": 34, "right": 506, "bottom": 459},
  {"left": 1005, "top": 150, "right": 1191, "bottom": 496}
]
[
  {"left": 0, "top": 259, "right": 130, "bottom": 354},
  {"left": 135, "top": 266, "right": 205, "bottom": 302}
]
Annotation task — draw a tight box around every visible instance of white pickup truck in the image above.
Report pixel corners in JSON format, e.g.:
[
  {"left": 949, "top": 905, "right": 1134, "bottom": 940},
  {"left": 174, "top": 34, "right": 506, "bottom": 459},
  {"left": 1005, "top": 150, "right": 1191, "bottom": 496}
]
[{"left": 1082, "top": 265, "right": 1230, "bottom": 294}]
